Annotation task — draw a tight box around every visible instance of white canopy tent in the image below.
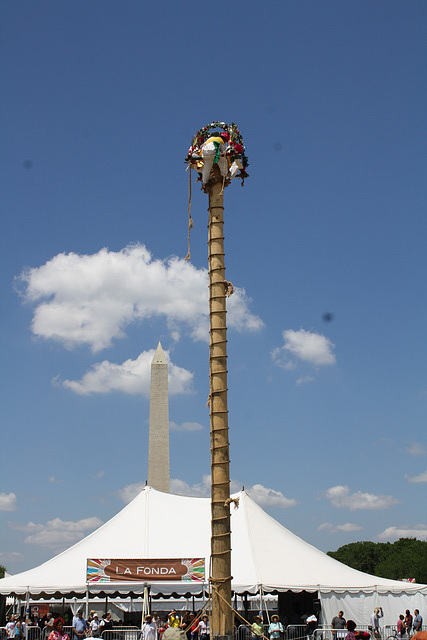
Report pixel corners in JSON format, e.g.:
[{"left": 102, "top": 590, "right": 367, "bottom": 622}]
[{"left": 0, "top": 487, "right": 425, "bottom": 625}]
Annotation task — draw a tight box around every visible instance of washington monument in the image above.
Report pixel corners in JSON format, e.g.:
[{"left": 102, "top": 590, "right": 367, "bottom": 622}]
[{"left": 147, "top": 342, "right": 170, "bottom": 492}]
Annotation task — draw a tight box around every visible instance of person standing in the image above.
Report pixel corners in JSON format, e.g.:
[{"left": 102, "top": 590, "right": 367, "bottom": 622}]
[
  {"left": 251, "top": 616, "right": 264, "bottom": 640},
  {"left": 398, "top": 615, "right": 407, "bottom": 638},
  {"left": 190, "top": 614, "right": 200, "bottom": 640},
  {"left": 412, "top": 611, "right": 423, "bottom": 635},
  {"left": 72, "top": 610, "right": 87, "bottom": 640},
  {"left": 90, "top": 614, "right": 101, "bottom": 638},
  {"left": 331, "top": 612, "right": 346, "bottom": 640},
  {"left": 99, "top": 613, "right": 113, "bottom": 635},
  {"left": 405, "top": 611, "right": 413, "bottom": 638},
  {"left": 48, "top": 619, "right": 70, "bottom": 640},
  {"left": 151, "top": 613, "right": 161, "bottom": 640},
  {"left": 306, "top": 615, "right": 317, "bottom": 640},
  {"left": 142, "top": 616, "right": 157, "bottom": 640},
  {"left": 370, "top": 608, "right": 383, "bottom": 639},
  {"left": 168, "top": 611, "right": 180, "bottom": 629},
  {"left": 344, "top": 621, "right": 356, "bottom": 640},
  {"left": 196, "top": 616, "right": 209, "bottom": 640},
  {"left": 268, "top": 616, "right": 284, "bottom": 640},
  {"left": 6, "top": 615, "right": 17, "bottom": 639},
  {"left": 44, "top": 615, "right": 55, "bottom": 640}
]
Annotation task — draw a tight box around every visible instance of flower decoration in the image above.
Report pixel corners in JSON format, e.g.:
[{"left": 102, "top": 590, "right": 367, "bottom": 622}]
[{"left": 185, "top": 121, "right": 249, "bottom": 186}]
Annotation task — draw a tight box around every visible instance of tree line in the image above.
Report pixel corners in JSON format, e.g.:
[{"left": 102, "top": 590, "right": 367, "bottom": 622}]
[{"left": 327, "top": 538, "right": 427, "bottom": 584}]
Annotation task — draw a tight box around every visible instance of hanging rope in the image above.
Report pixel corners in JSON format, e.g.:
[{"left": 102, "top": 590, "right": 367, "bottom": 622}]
[
  {"left": 211, "top": 585, "right": 271, "bottom": 640},
  {"left": 185, "top": 165, "right": 194, "bottom": 260}
]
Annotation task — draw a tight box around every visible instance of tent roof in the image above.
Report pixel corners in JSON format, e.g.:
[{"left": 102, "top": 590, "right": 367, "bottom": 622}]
[{"left": 0, "top": 486, "right": 425, "bottom": 598}]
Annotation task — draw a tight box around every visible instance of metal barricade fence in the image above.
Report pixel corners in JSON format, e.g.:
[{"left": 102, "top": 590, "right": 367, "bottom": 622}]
[
  {"left": 236, "top": 625, "right": 253, "bottom": 640},
  {"left": 27, "top": 626, "right": 43, "bottom": 640},
  {"left": 101, "top": 628, "right": 140, "bottom": 640},
  {"left": 383, "top": 626, "right": 427, "bottom": 639},
  {"left": 63, "top": 628, "right": 139, "bottom": 640},
  {"left": 313, "top": 625, "right": 376, "bottom": 640},
  {"left": 0, "top": 627, "right": 42, "bottom": 640},
  {"left": 236, "top": 623, "right": 310, "bottom": 640},
  {"left": 285, "top": 625, "right": 307, "bottom": 640}
]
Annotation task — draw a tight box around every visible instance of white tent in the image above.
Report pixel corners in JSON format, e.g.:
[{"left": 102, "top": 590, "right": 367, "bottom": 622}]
[{"left": 0, "top": 487, "right": 425, "bottom": 625}]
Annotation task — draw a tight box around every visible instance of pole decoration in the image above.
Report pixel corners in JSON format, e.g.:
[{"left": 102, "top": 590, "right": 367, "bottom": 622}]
[{"left": 185, "top": 121, "right": 249, "bottom": 189}]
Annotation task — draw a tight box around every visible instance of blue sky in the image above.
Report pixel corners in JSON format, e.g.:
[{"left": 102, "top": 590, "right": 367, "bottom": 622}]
[{"left": 1, "top": 0, "right": 426, "bottom": 575}]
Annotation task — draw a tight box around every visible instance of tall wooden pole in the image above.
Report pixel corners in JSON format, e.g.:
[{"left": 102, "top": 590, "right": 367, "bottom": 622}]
[{"left": 207, "top": 164, "right": 233, "bottom": 639}]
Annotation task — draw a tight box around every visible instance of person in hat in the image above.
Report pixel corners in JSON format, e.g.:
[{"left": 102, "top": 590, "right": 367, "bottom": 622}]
[
  {"left": 199, "top": 132, "right": 230, "bottom": 185},
  {"left": 251, "top": 616, "right": 264, "bottom": 640},
  {"left": 90, "top": 614, "right": 100, "bottom": 638},
  {"left": 306, "top": 615, "right": 317, "bottom": 640},
  {"left": 48, "top": 619, "right": 70, "bottom": 640},
  {"left": 268, "top": 616, "right": 284, "bottom": 640}
]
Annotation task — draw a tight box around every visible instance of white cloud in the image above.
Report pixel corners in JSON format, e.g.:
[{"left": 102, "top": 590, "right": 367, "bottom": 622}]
[
  {"left": 17, "top": 244, "right": 264, "bottom": 352},
  {"left": 170, "top": 421, "right": 204, "bottom": 431},
  {"left": 117, "top": 477, "right": 297, "bottom": 509},
  {"left": 171, "top": 475, "right": 211, "bottom": 497},
  {"left": 317, "top": 522, "right": 363, "bottom": 533},
  {"left": 170, "top": 478, "right": 298, "bottom": 508},
  {"left": 325, "top": 485, "right": 400, "bottom": 511},
  {"left": 0, "top": 551, "right": 24, "bottom": 563},
  {"left": 404, "top": 470, "right": 427, "bottom": 483},
  {"left": 117, "top": 477, "right": 211, "bottom": 503},
  {"left": 406, "top": 442, "right": 426, "bottom": 456},
  {"left": 61, "top": 348, "right": 193, "bottom": 396},
  {"left": 272, "top": 329, "right": 336, "bottom": 371},
  {"left": 9, "top": 517, "right": 102, "bottom": 549},
  {"left": 116, "top": 483, "right": 146, "bottom": 504},
  {"left": 296, "top": 375, "right": 314, "bottom": 385},
  {"left": 243, "top": 483, "right": 298, "bottom": 508},
  {"left": 377, "top": 524, "right": 427, "bottom": 542},
  {"left": 0, "top": 492, "right": 17, "bottom": 512}
]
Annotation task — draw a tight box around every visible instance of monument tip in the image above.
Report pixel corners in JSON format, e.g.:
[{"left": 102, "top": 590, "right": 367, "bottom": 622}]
[{"left": 152, "top": 341, "right": 167, "bottom": 364}]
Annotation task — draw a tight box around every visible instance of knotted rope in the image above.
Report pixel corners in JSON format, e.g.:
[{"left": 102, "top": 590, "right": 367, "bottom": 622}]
[{"left": 185, "top": 165, "right": 194, "bottom": 260}]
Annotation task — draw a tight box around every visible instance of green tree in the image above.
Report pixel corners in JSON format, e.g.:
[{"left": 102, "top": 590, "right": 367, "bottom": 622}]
[
  {"left": 327, "top": 541, "right": 389, "bottom": 575},
  {"left": 327, "top": 538, "right": 427, "bottom": 583}
]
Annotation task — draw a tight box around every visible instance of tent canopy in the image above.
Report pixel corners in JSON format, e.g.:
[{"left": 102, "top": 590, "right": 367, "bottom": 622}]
[{"left": 0, "top": 486, "right": 425, "bottom": 601}]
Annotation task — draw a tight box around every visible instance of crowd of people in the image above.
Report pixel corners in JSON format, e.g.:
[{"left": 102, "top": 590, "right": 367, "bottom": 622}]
[
  {"left": 329, "top": 607, "right": 424, "bottom": 640},
  {"left": 4, "top": 606, "right": 423, "bottom": 640},
  {"left": 140, "top": 610, "right": 210, "bottom": 640}
]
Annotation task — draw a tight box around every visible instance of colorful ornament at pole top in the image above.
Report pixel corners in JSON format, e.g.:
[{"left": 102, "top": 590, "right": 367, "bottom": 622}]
[{"left": 185, "top": 121, "right": 249, "bottom": 187}]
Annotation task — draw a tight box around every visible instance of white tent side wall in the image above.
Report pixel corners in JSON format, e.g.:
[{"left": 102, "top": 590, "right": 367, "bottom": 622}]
[{"left": 319, "top": 591, "right": 427, "bottom": 628}]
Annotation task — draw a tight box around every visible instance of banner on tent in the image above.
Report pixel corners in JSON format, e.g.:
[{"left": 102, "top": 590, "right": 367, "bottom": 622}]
[{"left": 86, "top": 558, "right": 205, "bottom": 583}]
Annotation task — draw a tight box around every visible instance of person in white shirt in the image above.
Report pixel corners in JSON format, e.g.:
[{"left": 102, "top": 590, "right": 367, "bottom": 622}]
[
  {"left": 142, "top": 616, "right": 157, "bottom": 640},
  {"left": 370, "top": 608, "right": 383, "bottom": 638},
  {"left": 6, "top": 615, "right": 17, "bottom": 639},
  {"left": 90, "top": 614, "right": 100, "bottom": 638}
]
